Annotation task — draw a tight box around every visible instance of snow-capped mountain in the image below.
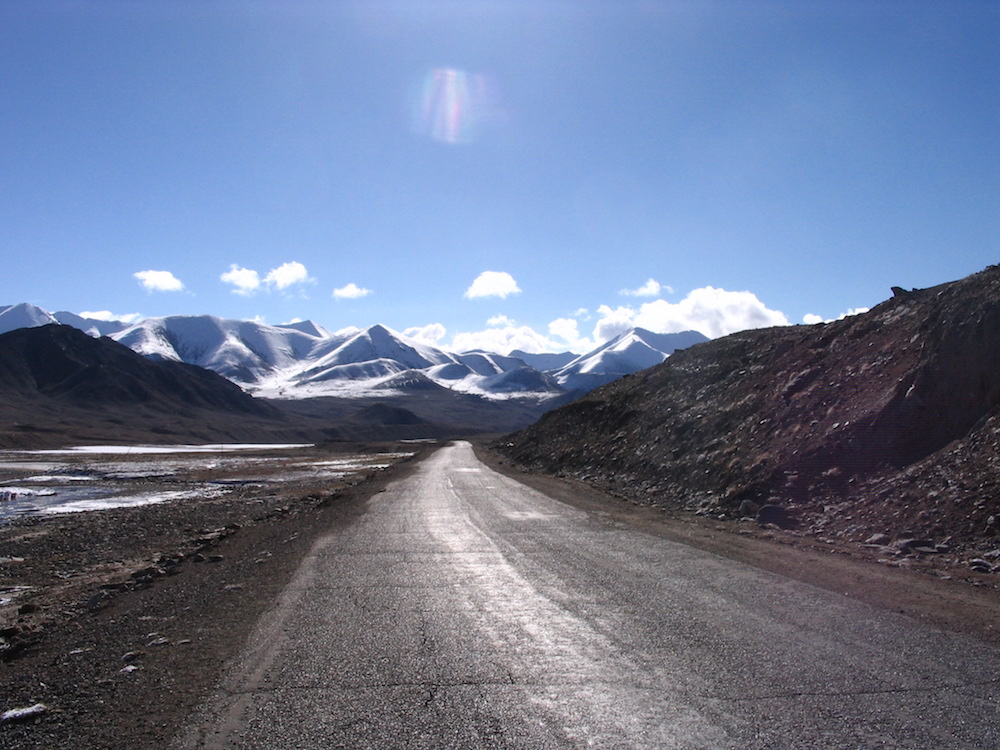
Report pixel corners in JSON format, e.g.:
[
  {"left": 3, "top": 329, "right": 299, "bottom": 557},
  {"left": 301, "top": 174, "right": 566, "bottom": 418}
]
[
  {"left": 0, "top": 304, "right": 130, "bottom": 338},
  {"left": 0, "top": 303, "right": 60, "bottom": 333},
  {"left": 552, "top": 327, "right": 709, "bottom": 393},
  {"left": 51, "top": 311, "right": 130, "bottom": 337},
  {"left": 1, "top": 303, "right": 704, "bottom": 402},
  {"left": 509, "top": 349, "right": 577, "bottom": 372},
  {"left": 253, "top": 324, "right": 563, "bottom": 400},
  {"left": 111, "top": 315, "right": 332, "bottom": 384}
]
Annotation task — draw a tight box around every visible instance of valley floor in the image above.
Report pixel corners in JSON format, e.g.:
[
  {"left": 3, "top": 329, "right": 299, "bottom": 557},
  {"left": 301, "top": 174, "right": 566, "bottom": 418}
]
[{"left": 1, "top": 441, "right": 997, "bottom": 749}]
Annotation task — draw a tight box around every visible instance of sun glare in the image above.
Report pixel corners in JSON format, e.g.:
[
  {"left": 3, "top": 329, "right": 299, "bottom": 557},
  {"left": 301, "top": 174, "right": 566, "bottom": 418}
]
[{"left": 412, "top": 67, "right": 495, "bottom": 144}]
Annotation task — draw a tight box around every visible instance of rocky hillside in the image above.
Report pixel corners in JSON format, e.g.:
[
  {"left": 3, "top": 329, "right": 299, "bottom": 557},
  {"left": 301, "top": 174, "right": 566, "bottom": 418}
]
[{"left": 497, "top": 265, "right": 1000, "bottom": 560}]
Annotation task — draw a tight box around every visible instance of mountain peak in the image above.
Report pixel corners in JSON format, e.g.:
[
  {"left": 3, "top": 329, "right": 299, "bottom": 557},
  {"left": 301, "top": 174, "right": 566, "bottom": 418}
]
[
  {"left": 0, "top": 302, "right": 59, "bottom": 334},
  {"left": 552, "top": 327, "right": 708, "bottom": 392},
  {"left": 276, "top": 319, "right": 329, "bottom": 338}
]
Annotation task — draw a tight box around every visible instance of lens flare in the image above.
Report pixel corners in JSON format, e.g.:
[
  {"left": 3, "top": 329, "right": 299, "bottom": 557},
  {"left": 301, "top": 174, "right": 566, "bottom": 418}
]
[{"left": 412, "top": 68, "right": 496, "bottom": 144}]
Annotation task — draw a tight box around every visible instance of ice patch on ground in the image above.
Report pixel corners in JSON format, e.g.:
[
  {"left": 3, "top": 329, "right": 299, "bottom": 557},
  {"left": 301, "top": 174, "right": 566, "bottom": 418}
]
[
  {"left": 0, "top": 448, "right": 411, "bottom": 519},
  {"left": 17, "top": 475, "right": 94, "bottom": 483},
  {"left": 26, "top": 443, "right": 313, "bottom": 455},
  {"left": 0, "top": 487, "right": 57, "bottom": 499},
  {"left": 38, "top": 488, "right": 224, "bottom": 515},
  {"left": 300, "top": 453, "right": 413, "bottom": 470}
]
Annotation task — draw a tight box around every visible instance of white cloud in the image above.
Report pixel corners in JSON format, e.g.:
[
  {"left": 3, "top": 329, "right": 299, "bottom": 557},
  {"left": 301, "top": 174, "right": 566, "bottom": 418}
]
[
  {"left": 620, "top": 278, "right": 671, "bottom": 297},
  {"left": 134, "top": 270, "right": 184, "bottom": 292},
  {"left": 592, "top": 286, "right": 788, "bottom": 341},
  {"left": 79, "top": 310, "right": 143, "bottom": 324},
  {"left": 804, "top": 307, "right": 870, "bottom": 325},
  {"left": 404, "top": 323, "right": 447, "bottom": 345},
  {"left": 464, "top": 271, "right": 521, "bottom": 299},
  {"left": 592, "top": 304, "right": 640, "bottom": 342},
  {"left": 548, "top": 317, "right": 594, "bottom": 352},
  {"left": 451, "top": 325, "right": 559, "bottom": 354},
  {"left": 264, "top": 261, "right": 312, "bottom": 290},
  {"left": 220, "top": 265, "right": 261, "bottom": 295},
  {"left": 220, "top": 261, "right": 313, "bottom": 295},
  {"left": 333, "top": 282, "right": 372, "bottom": 300},
  {"left": 442, "top": 285, "right": 788, "bottom": 356}
]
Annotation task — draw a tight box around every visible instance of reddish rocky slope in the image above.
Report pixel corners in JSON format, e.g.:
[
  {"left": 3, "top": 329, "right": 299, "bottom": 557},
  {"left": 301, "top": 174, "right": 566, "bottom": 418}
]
[{"left": 497, "top": 265, "right": 1000, "bottom": 557}]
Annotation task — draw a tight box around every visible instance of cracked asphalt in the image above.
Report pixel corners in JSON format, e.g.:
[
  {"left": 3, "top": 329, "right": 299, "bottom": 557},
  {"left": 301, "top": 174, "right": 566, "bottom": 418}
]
[{"left": 175, "top": 441, "right": 1000, "bottom": 749}]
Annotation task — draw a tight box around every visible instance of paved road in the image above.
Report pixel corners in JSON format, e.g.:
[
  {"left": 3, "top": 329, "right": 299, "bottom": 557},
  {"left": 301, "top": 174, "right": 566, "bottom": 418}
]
[{"left": 177, "top": 441, "right": 1000, "bottom": 749}]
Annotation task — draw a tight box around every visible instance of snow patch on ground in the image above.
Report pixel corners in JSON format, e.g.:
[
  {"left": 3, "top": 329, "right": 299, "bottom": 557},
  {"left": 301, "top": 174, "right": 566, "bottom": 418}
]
[
  {"left": 17, "top": 475, "right": 94, "bottom": 483},
  {"left": 27, "top": 443, "right": 313, "bottom": 455},
  {"left": 39, "top": 489, "right": 221, "bottom": 515},
  {"left": 0, "top": 447, "right": 412, "bottom": 519},
  {"left": 0, "top": 486, "right": 57, "bottom": 498}
]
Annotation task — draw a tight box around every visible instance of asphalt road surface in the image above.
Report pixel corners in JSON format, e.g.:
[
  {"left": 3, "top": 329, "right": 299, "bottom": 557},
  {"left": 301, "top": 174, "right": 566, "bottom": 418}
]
[{"left": 176, "top": 441, "right": 1000, "bottom": 749}]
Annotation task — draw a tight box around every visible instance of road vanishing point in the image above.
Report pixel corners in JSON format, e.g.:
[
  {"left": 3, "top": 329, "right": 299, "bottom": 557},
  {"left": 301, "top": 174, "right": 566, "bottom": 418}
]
[{"left": 177, "top": 441, "right": 1000, "bottom": 749}]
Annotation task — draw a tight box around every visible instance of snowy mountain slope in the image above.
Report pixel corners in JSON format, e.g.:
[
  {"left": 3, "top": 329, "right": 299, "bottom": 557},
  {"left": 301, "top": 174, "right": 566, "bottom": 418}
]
[
  {"left": 0, "top": 304, "right": 130, "bottom": 337},
  {"left": 509, "top": 349, "right": 577, "bottom": 372},
  {"left": 455, "top": 351, "right": 529, "bottom": 375},
  {"left": 52, "top": 311, "right": 129, "bottom": 337},
  {"left": 300, "top": 324, "right": 452, "bottom": 378},
  {"left": 0, "top": 303, "right": 60, "bottom": 334},
  {"left": 275, "top": 319, "right": 333, "bottom": 338},
  {"left": 256, "top": 324, "right": 563, "bottom": 400},
  {"left": 552, "top": 328, "right": 709, "bottom": 393},
  {"left": 111, "top": 315, "right": 332, "bottom": 384}
]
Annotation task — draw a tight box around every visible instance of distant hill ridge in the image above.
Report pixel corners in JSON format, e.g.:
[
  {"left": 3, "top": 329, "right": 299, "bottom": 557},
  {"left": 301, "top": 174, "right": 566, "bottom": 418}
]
[
  {"left": 0, "top": 324, "right": 310, "bottom": 448},
  {"left": 0, "top": 324, "right": 272, "bottom": 414}
]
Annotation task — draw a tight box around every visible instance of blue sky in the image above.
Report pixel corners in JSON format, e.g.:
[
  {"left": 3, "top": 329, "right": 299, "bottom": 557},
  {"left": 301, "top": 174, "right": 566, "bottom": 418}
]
[{"left": 2, "top": 0, "right": 997, "bottom": 353}]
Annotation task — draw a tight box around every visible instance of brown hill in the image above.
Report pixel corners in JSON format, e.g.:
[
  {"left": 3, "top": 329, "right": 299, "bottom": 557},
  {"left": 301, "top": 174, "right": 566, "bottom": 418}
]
[
  {"left": 0, "top": 325, "right": 308, "bottom": 448},
  {"left": 496, "top": 265, "right": 1000, "bottom": 559}
]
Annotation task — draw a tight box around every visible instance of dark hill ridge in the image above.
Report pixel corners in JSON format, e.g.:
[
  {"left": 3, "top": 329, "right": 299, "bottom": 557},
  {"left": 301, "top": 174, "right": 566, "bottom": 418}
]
[
  {"left": 497, "top": 265, "right": 1000, "bottom": 554},
  {"left": 0, "top": 325, "right": 307, "bottom": 448},
  {"left": 0, "top": 324, "right": 275, "bottom": 415}
]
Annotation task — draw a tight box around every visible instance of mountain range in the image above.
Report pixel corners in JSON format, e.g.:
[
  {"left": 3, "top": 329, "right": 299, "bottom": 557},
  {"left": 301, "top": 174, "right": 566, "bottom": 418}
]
[{"left": 0, "top": 303, "right": 707, "bottom": 401}]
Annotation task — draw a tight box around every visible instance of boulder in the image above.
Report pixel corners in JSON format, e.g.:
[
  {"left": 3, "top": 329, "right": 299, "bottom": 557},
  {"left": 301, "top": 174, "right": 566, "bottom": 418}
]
[{"left": 756, "top": 505, "right": 794, "bottom": 529}]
